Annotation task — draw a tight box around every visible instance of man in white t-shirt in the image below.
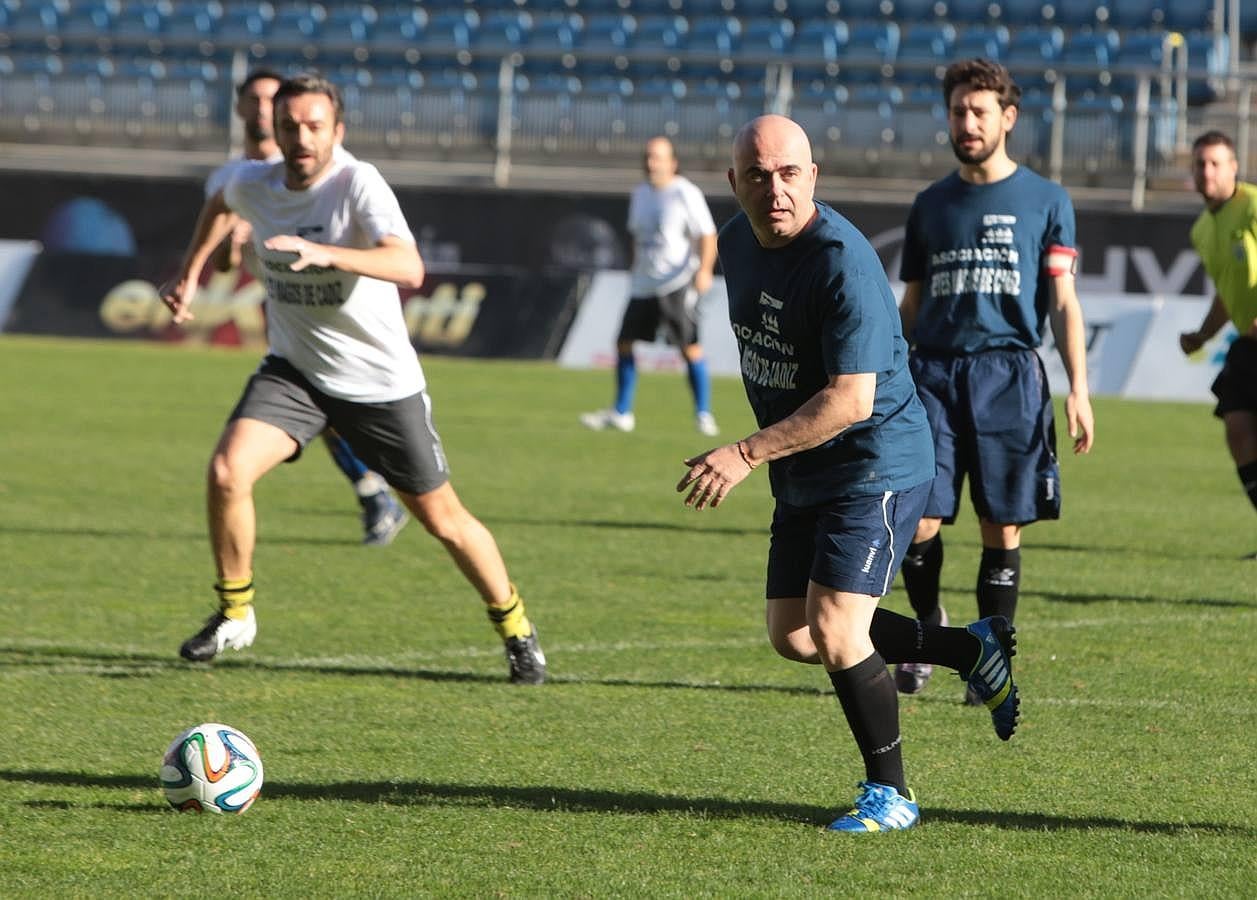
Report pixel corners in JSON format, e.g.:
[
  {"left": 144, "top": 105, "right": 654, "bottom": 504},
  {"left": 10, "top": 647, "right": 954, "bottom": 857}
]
[
  {"left": 580, "top": 136, "right": 720, "bottom": 436},
  {"left": 161, "top": 74, "right": 546, "bottom": 683},
  {"left": 204, "top": 69, "right": 408, "bottom": 548}
]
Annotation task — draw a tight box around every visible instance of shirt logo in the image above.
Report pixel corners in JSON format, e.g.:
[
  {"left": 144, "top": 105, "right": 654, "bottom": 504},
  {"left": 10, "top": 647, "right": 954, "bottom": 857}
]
[
  {"left": 762, "top": 312, "right": 780, "bottom": 335},
  {"left": 758, "top": 290, "right": 783, "bottom": 310}
]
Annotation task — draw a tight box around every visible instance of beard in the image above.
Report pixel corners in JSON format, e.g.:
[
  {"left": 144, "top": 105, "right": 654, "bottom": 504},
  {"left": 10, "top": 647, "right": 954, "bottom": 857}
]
[
  {"left": 245, "top": 122, "right": 273, "bottom": 144},
  {"left": 950, "top": 135, "right": 998, "bottom": 166}
]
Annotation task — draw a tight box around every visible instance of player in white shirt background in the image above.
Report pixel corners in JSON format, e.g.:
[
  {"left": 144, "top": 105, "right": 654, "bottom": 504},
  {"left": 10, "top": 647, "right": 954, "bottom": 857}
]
[
  {"left": 205, "top": 68, "right": 407, "bottom": 548},
  {"left": 581, "top": 136, "right": 721, "bottom": 436},
  {"left": 162, "top": 74, "right": 546, "bottom": 684}
]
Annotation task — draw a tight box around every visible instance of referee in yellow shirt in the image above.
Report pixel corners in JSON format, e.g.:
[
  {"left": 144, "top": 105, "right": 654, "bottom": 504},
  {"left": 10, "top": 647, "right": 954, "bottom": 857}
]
[{"left": 1180, "top": 130, "right": 1257, "bottom": 558}]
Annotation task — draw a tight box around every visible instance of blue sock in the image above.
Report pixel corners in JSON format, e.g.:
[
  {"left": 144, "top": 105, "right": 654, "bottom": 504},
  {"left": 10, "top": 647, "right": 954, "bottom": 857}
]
[
  {"left": 614, "top": 354, "right": 637, "bottom": 415},
  {"left": 323, "top": 432, "right": 369, "bottom": 484},
  {"left": 685, "top": 356, "right": 711, "bottom": 415}
]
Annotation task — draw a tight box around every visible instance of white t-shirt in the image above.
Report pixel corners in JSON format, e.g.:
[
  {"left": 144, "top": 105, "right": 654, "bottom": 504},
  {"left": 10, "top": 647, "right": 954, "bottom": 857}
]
[
  {"left": 205, "top": 153, "right": 282, "bottom": 198},
  {"left": 627, "top": 175, "right": 716, "bottom": 298},
  {"left": 223, "top": 156, "right": 424, "bottom": 403}
]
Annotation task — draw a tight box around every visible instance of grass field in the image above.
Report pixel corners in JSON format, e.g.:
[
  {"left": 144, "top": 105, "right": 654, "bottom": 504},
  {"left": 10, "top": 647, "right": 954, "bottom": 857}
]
[{"left": 1, "top": 335, "right": 1254, "bottom": 898}]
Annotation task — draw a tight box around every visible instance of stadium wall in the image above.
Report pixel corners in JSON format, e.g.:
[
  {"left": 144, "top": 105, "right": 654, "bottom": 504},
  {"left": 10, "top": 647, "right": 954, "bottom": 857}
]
[{"left": 0, "top": 171, "right": 1233, "bottom": 402}]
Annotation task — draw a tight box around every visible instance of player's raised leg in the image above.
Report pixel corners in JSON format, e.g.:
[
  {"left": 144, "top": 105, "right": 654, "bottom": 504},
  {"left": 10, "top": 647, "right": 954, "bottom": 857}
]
[
  {"left": 321, "top": 430, "right": 409, "bottom": 546},
  {"left": 181, "top": 417, "right": 297, "bottom": 662},
  {"left": 400, "top": 482, "right": 546, "bottom": 684}
]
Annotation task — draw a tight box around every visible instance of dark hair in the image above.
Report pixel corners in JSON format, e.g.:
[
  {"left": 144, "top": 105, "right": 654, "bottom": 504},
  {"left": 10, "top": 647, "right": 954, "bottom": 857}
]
[
  {"left": 1192, "top": 130, "right": 1235, "bottom": 155},
  {"left": 273, "top": 74, "right": 344, "bottom": 124},
  {"left": 236, "top": 68, "right": 284, "bottom": 98},
  {"left": 942, "top": 58, "right": 1021, "bottom": 110}
]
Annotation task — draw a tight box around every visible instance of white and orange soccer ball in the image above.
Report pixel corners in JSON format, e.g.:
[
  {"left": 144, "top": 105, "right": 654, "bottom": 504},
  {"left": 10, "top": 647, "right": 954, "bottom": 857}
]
[{"left": 159, "top": 723, "right": 263, "bottom": 814}]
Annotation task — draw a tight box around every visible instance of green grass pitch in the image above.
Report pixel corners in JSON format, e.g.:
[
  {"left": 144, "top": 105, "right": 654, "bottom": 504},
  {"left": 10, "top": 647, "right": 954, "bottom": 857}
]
[{"left": 0, "top": 335, "right": 1253, "bottom": 897}]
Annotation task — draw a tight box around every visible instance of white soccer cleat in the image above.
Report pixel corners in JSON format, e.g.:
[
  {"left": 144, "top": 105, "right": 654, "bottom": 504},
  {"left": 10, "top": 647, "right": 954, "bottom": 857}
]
[
  {"left": 579, "top": 409, "right": 636, "bottom": 432},
  {"left": 695, "top": 411, "right": 720, "bottom": 436},
  {"left": 179, "top": 607, "right": 258, "bottom": 662}
]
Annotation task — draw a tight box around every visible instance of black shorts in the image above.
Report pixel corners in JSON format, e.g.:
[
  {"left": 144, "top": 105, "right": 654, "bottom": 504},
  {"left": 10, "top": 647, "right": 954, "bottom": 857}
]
[
  {"left": 616, "top": 286, "right": 700, "bottom": 347},
  {"left": 910, "top": 348, "right": 1061, "bottom": 526},
  {"left": 1211, "top": 336, "right": 1257, "bottom": 418},
  {"left": 229, "top": 355, "right": 450, "bottom": 496}
]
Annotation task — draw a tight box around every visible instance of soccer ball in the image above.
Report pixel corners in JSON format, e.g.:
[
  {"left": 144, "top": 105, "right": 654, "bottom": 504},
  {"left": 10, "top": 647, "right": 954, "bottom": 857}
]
[{"left": 159, "top": 723, "right": 263, "bottom": 814}]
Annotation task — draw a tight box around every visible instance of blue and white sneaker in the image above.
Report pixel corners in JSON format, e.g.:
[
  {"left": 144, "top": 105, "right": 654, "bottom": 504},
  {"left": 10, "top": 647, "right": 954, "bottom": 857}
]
[
  {"left": 963, "top": 616, "right": 1020, "bottom": 741},
  {"left": 827, "top": 781, "right": 920, "bottom": 833},
  {"left": 361, "top": 489, "right": 409, "bottom": 546}
]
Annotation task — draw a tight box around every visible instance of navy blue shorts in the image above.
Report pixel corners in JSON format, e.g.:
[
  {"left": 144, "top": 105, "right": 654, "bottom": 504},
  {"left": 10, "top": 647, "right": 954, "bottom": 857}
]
[
  {"left": 766, "top": 482, "right": 930, "bottom": 599},
  {"left": 910, "top": 348, "right": 1061, "bottom": 526},
  {"left": 1211, "top": 336, "right": 1257, "bottom": 418}
]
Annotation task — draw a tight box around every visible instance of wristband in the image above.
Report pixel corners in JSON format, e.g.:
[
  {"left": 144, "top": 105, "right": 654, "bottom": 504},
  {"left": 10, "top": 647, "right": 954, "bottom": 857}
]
[{"left": 737, "top": 440, "right": 758, "bottom": 471}]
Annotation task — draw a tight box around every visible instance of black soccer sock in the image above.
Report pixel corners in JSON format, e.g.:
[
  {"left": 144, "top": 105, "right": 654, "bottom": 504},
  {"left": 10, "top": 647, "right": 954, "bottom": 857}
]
[
  {"left": 977, "top": 547, "right": 1021, "bottom": 623},
  {"left": 869, "top": 607, "right": 980, "bottom": 673},
  {"left": 828, "top": 653, "right": 906, "bottom": 795},
  {"left": 901, "top": 534, "right": 944, "bottom": 624},
  {"left": 1239, "top": 461, "right": 1257, "bottom": 513}
]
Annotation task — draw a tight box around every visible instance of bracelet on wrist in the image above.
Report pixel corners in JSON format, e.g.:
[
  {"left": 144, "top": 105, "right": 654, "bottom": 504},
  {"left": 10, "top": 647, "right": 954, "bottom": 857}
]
[{"left": 737, "top": 440, "right": 758, "bottom": 470}]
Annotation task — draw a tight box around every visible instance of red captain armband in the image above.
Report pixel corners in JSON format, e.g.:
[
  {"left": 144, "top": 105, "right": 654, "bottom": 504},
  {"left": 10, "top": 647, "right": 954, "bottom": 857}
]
[{"left": 1045, "top": 245, "right": 1079, "bottom": 277}]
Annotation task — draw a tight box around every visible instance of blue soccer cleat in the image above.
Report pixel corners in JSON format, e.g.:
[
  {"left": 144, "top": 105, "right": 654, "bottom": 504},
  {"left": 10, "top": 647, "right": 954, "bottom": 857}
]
[
  {"left": 360, "top": 489, "right": 409, "bottom": 546},
  {"left": 827, "top": 781, "right": 920, "bottom": 833},
  {"left": 963, "top": 616, "right": 1020, "bottom": 740}
]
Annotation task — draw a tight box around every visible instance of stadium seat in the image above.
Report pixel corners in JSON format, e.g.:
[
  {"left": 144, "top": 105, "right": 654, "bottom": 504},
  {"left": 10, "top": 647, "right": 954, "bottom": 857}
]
[
  {"left": 110, "top": 6, "right": 165, "bottom": 42},
  {"left": 896, "top": 22, "right": 956, "bottom": 83},
  {"left": 1111, "top": 32, "right": 1168, "bottom": 96},
  {"left": 373, "top": 9, "right": 429, "bottom": 44},
  {"left": 683, "top": 15, "right": 742, "bottom": 57},
  {"left": 629, "top": 15, "right": 688, "bottom": 52},
  {"left": 893, "top": 0, "right": 946, "bottom": 21},
  {"left": 999, "top": 0, "right": 1048, "bottom": 27},
  {"left": 1184, "top": 30, "right": 1226, "bottom": 103},
  {"left": 1060, "top": 31, "right": 1115, "bottom": 92},
  {"left": 1107, "top": 0, "right": 1163, "bottom": 30},
  {"left": 847, "top": 83, "right": 902, "bottom": 147},
  {"left": 416, "top": 10, "right": 479, "bottom": 52},
  {"left": 527, "top": 14, "right": 580, "bottom": 51},
  {"left": 1010, "top": 87, "right": 1052, "bottom": 160},
  {"left": 837, "top": 0, "right": 892, "bottom": 20},
  {"left": 790, "top": 20, "right": 850, "bottom": 64},
  {"left": 271, "top": 5, "right": 326, "bottom": 42},
  {"left": 1053, "top": 0, "right": 1104, "bottom": 28},
  {"left": 837, "top": 22, "right": 899, "bottom": 83},
  {"left": 6, "top": 2, "right": 60, "bottom": 39},
  {"left": 474, "top": 10, "right": 531, "bottom": 52},
  {"left": 59, "top": 1, "right": 114, "bottom": 41},
  {"left": 739, "top": 18, "right": 794, "bottom": 57},
  {"left": 946, "top": 0, "right": 1000, "bottom": 24},
  {"left": 1005, "top": 25, "right": 1064, "bottom": 66},
  {"left": 579, "top": 13, "right": 636, "bottom": 51},
  {"left": 323, "top": 6, "right": 378, "bottom": 44},
  {"left": 163, "top": 5, "right": 218, "bottom": 41},
  {"left": 1062, "top": 89, "right": 1125, "bottom": 168},
  {"left": 953, "top": 24, "right": 1010, "bottom": 61},
  {"left": 214, "top": 6, "right": 275, "bottom": 43},
  {"left": 1162, "top": 0, "right": 1212, "bottom": 32},
  {"left": 896, "top": 83, "right": 949, "bottom": 154}
]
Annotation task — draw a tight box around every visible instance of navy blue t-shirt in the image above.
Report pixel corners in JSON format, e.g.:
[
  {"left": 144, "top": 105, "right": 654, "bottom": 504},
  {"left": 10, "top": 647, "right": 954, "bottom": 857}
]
[
  {"left": 899, "top": 166, "right": 1077, "bottom": 354},
  {"left": 719, "top": 201, "right": 935, "bottom": 506}
]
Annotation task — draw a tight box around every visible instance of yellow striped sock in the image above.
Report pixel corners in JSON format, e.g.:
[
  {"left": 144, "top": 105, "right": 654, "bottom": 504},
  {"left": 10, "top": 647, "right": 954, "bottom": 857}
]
[
  {"left": 486, "top": 585, "right": 532, "bottom": 640},
  {"left": 215, "top": 577, "right": 255, "bottom": 621}
]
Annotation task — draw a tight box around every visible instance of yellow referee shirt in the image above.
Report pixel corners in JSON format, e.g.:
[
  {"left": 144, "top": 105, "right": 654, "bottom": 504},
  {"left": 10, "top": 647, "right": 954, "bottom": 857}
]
[{"left": 1190, "top": 181, "right": 1257, "bottom": 332}]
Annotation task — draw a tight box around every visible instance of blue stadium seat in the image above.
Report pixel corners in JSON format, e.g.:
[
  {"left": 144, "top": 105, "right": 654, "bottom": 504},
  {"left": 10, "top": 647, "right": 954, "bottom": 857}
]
[
  {"left": 527, "top": 14, "right": 580, "bottom": 51},
  {"left": 1005, "top": 25, "right": 1064, "bottom": 66},
  {"left": 1010, "top": 88, "right": 1052, "bottom": 160},
  {"left": 215, "top": 6, "right": 275, "bottom": 43},
  {"left": 110, "top": 6, "right": 165, "bottom": 41},
  {"left": 896, "top": 83, "right": 949, "bottom": 154},
  {"left": 791, "top": 20, "right": 849, "bottom": 64},
  {"left": 1053, "top": 0, "right": 1104, "bottom": 28},
  {"left": 837, "top": 22, "right": 899, "bottom": 83},
  {"left": 6, "top": 2, "right": 60, "bottom": 37},
  {"left": 739, "top": 18, "right": 794, "bottom": 56},
  {"left": 271, "top": 5, "right": 326, "bottom": 42},
  {"left": 59, "top": 1, "right": 114, "bottom": 40},
  {"left": 373, "top": 9, "right": 429, "bottom": 44},
  {"left": 1107, "top": 0, "right": 1163, "bottom": 30},
  {"left": 734, "top": 0, "right": 792, "bottom": 16},
  {"left": 1062, "top": 89, "right": 1125, "bottom": 165},
  {"left": 1185, "top": 31, "right": 1226, "bottom": 103},
  {"left": 629, "top": 15, "right": 688, "bottom": 52},
  {"left": 417, "top": 10, "right": 478, "bottom": 52},
  {"left": 847, "top": 83, "right": 902, "bottom": 147},
  {"left": 1060, "top": 31, "right": 1115, "bottom": 92},
  {"left": 474, "top": 11, "right": 530, "bottom": 52},
  {"left": 893, "top": 0, "right": 946, "bottom": 21},
  {"left": 837, "top": 0, "right": 891, "bottom": 20},
  {"left": 1162, "top": 0, "right": 1212, "bottom": 32},
  {"left": 946, "top": 0, "right": 999, "bottom": 23},
  {"left": 953, "top": 24, "right": 1010, "bottom": 61},
  {"left": 164, "top": 6, "right": 218, "bottom": 41},
  {"left": 1111, "top": 32, "right": 1167, "bottom": 95},
  {"left": 323, "top": 6, "right": 377, "bottom": 43},
  {"left": 999, "top": 0, "right": 1048, "bottom": 27},
  {"left": 683, "top": 15, "right": 742, "bottom": 57}
]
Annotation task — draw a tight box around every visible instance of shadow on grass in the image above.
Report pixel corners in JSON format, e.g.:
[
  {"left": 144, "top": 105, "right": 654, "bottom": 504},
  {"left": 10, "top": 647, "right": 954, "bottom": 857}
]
[
  {"left": 3, "top": 769, "right": 1250, "bottom": 836},
  {"left": 0, "top": 645, "right": 823, "bottom": 697},
  {"left": 483, "top": 514, "right": 767, "bottom": 538},
  {"left": 1022, "top": 588, "right": 1254, "bottom": 609}
]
